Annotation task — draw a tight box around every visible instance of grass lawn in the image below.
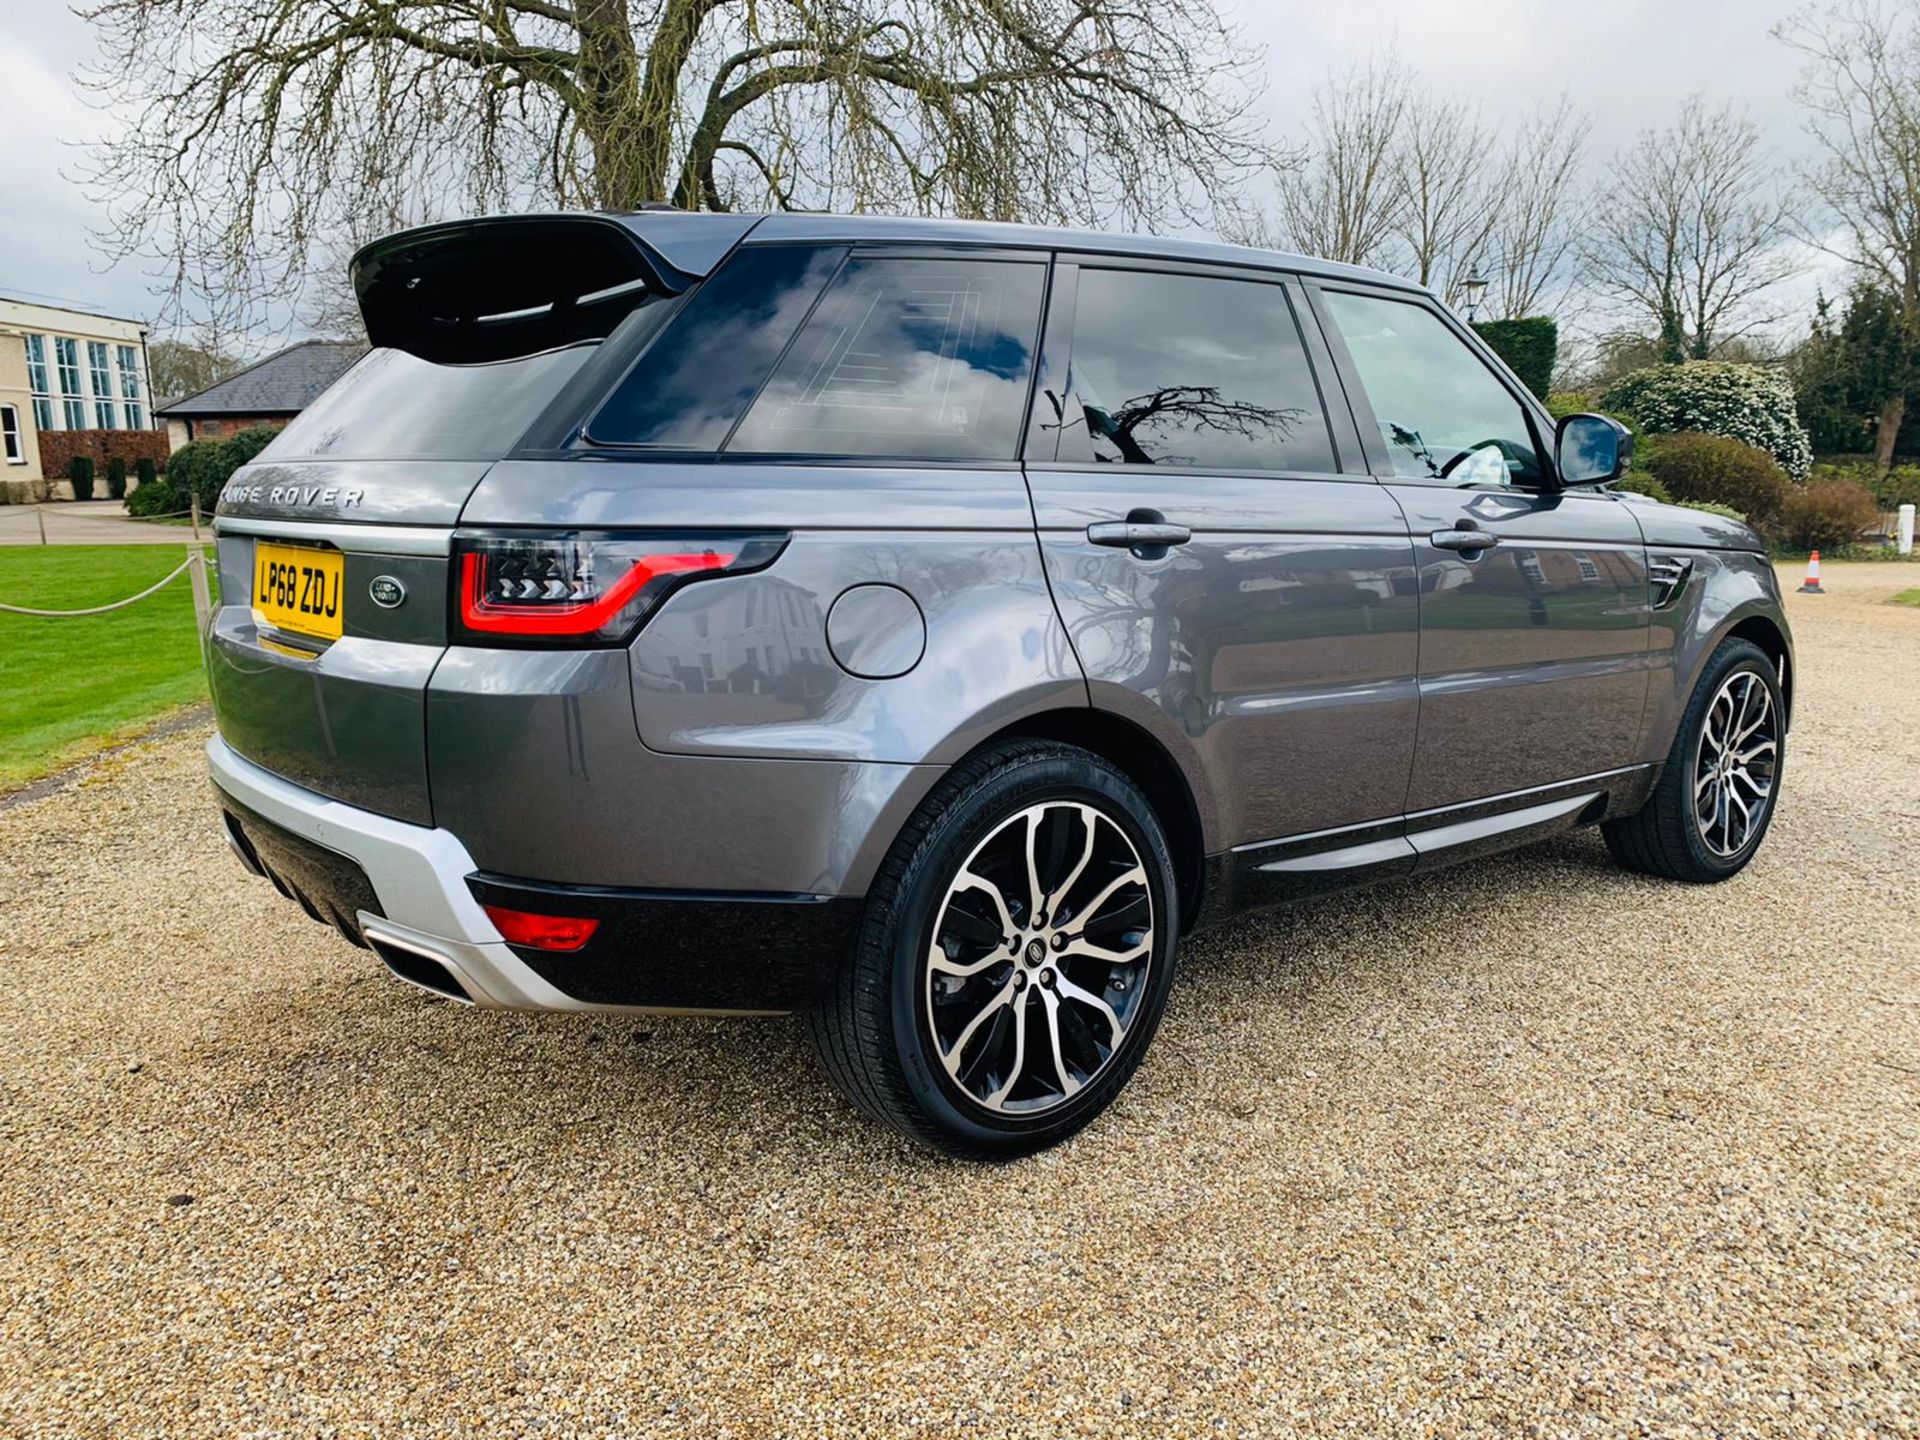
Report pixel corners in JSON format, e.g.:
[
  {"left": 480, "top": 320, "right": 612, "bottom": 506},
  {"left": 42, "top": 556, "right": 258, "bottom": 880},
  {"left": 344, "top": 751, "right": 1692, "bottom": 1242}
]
[
  {"left": 0, "top": 544, "right": 216, "bottom": 790},
  {"left": 1895, "top": 588, "right": 1920, "bottom": 607}
]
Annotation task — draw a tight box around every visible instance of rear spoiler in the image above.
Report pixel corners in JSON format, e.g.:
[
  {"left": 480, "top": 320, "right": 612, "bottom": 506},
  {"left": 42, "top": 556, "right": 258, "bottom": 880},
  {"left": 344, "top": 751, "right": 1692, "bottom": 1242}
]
[{"left": 350, "top": 211, "right": 762, "bottom": 363}]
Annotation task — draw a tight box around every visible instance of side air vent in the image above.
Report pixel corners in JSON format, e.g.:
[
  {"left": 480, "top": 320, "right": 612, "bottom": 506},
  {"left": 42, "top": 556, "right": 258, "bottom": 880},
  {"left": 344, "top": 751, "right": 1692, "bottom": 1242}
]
[{"left": 1650, "top": 555, "right": 1694, "bottom": 610}]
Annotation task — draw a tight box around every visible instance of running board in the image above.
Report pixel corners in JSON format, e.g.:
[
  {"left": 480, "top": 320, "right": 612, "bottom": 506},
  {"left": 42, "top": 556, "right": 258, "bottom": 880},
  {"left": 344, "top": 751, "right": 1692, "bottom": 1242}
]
[{"left": 1254, "top": 792, "right": 1597, "bottom": 874}]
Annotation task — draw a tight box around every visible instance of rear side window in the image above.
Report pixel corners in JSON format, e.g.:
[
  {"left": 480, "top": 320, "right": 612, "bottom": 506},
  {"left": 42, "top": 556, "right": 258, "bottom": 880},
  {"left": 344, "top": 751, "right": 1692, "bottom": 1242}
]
[
  {"left": 587, "top": 245, "right": 845, "bottom": 448},
  {"left": 727, "top": 257, "right": 1046, "bottom": 460},
  {"left": 1060, "top": 269, "right": 1337, "bottom": 472},
  {"left": 265, "top": 344, "right": 595, "bottom": 461}
]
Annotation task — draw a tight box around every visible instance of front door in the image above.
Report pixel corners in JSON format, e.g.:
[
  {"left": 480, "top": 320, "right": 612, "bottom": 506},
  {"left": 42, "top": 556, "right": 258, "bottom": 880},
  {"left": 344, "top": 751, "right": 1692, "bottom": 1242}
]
[
  {"left": 1025, "top": 261, "right": 1421, "bottom": 854},
  {"left": 1312, "top": 285, "right": 1650, "bottom": 816}
]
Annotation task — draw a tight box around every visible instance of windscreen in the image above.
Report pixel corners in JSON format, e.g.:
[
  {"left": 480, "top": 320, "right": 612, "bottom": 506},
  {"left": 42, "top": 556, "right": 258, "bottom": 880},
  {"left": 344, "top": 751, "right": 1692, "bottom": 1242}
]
[{"left": 262, "top": 344, "right": 596, "bottom": 461}]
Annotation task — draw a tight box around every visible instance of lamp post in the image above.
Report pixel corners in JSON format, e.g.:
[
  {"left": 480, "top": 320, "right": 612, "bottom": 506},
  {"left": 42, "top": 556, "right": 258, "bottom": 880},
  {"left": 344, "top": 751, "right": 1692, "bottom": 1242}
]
[{"left": 1462, "top": 269, "right": 1488, "bottom": 323}]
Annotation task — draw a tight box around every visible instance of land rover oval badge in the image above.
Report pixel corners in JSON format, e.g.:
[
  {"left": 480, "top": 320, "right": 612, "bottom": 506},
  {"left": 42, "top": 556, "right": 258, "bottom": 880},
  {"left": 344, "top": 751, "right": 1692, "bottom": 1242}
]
[{"left": 369, "top": 575, "right": 407, "bottom": 609}]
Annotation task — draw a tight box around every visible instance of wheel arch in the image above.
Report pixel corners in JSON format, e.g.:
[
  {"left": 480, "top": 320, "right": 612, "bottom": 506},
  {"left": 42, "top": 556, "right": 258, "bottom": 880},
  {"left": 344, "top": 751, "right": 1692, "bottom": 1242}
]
[
  {"left": 1725, "top": 613, "right": 1793, "bottom": 728},
  {"left": 966, "top": 709, "right": 1210, "bottom": 933}
]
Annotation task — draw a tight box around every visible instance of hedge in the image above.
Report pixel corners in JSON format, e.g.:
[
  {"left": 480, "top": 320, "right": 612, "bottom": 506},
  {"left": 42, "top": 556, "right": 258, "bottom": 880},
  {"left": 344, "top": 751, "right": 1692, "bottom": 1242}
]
[
  {"left": 34, "top": 428, "right": 169, "bottom": 482},
  {"left": 1473, "top": 317, "right": 1558, "bottom": 400}
]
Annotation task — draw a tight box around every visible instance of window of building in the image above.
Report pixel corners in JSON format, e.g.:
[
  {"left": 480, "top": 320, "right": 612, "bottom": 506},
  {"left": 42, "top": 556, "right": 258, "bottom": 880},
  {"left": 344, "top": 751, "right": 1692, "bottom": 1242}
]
[
  {"left": 116, "top": 345, "right": 144, "bottom": 429},
  {"left": 25, "top": 335, "right": 54, "bottom": 431},
  {"left": 87, "top": 341, "right": 118, "bottom": 428},
  {"left": 1059, "top": 269, "right": 1338, "bottom": 472},
  {"left": 1, "top": 405, "right": 22, "bottom": 464},
  {"left": 1320, "top": 290, "right": 1542, "bottom": 485},
  {"left": 728, "top": 256, "right": 1047, "bottom": 460},
  {"left": 54, "top": 337, "right": 85, "bottom": 430}
]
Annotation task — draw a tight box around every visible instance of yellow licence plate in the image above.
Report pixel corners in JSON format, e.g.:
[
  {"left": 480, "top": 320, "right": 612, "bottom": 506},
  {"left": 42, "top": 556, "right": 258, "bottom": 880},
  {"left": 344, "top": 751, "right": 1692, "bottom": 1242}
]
[{"left": 253, "top": 542, "right": 345, "bottom": 642}]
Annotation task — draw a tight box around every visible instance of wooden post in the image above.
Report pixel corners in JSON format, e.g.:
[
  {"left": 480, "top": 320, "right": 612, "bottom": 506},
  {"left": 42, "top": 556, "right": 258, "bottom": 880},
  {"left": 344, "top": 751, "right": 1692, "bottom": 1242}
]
[
  {"left": 35, "top": 505, "right": 46, "bottom": 546},
  {"left": 187, "top": 494, "right": 212, "bottom": 644}
]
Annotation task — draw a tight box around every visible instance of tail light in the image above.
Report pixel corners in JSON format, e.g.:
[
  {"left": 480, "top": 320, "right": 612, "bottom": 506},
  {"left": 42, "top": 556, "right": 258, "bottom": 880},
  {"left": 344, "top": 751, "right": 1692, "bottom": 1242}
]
[{"left": 452, "top": 530, "right": 786, "bottom": 645}]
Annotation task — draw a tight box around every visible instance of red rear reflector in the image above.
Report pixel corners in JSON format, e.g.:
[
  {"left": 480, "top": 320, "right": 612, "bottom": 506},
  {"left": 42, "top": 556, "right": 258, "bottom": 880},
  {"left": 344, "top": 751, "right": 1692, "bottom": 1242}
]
[{"left": 482, "top": 903, "right": 600, "bottom": 952}]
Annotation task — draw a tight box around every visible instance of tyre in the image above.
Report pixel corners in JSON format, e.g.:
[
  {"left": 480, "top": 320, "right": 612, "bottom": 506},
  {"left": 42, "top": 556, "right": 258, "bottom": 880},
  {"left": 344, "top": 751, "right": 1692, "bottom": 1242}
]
[
  {"left": 1603, "top": 637, "right": 1784, "bottom": 882},
  {"left": 808, "top": 739, "right": 1180, "bottom": 1159}
]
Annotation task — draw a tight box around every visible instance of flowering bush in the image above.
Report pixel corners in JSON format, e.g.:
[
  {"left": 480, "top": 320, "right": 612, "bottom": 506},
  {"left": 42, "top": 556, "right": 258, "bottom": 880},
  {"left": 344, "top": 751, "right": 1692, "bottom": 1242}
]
[{"left": 1599, "top": 362, "right": 1813, "bottom": 481}]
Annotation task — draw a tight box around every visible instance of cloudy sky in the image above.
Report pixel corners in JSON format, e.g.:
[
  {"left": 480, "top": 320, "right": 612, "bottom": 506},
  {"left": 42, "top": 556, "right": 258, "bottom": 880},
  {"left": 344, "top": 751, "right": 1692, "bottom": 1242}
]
[{"left": 0, "top": 0, "right": 1840, "bottom": 342}]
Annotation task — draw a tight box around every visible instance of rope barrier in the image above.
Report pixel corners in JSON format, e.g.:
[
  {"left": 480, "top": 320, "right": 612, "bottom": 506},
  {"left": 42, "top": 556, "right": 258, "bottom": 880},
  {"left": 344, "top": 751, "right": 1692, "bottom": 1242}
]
[
  {"left": 0, "top": 558, "right": 196, "bottom": 617},
  {"left": 0, "top": 504, "right": 197, "bottom": 524}
]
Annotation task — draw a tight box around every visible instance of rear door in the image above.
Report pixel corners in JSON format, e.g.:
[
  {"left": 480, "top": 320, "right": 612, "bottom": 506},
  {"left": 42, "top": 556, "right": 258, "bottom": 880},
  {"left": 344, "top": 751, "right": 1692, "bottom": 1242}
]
[
  {"left": 1025, "top": 258, "right": 1421, "bottom": 856},
  {"left": 1309, "top": 283, "right": 1651, "bottom": 817}
]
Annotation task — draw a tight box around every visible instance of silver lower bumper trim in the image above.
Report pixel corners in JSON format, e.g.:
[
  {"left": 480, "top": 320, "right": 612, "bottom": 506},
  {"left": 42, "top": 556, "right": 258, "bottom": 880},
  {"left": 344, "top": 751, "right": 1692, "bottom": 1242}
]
[{"left": 207, "top": 735, "right": 592, "bottom": 1011}]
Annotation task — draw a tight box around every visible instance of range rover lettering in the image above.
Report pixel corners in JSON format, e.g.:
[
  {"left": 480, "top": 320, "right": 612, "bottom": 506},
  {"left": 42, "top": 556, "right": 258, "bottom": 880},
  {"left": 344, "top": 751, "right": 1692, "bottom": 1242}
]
[{"left": 206, "top": 211, "right": 1792, "bottom": 1158}]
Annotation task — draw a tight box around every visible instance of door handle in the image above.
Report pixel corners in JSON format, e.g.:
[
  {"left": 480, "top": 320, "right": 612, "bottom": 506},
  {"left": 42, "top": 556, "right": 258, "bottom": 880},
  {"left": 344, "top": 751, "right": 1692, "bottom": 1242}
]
[
  {"left": 1430, "top": 527, "right": 1500, "bottom": 553},
  {"left": 1087, "top": 521, "right": 1192, "bottom": 550}
]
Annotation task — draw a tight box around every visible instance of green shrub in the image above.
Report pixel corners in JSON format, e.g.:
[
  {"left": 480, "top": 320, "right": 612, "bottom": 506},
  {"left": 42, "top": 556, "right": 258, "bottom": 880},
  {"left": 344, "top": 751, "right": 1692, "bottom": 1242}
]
[
  {"left": 1779, "top": 478, "right": 1882, "bottom": 552},
  {"left": 105, "top": 456, "right": 128, "bottom": 500},
  {"left": 134, "top": 455, "right": 157, "bottom": 489},
  {"left": 220, "top": 425, "right": 281, "bottom": 471},
  {"left": 68, "top": 456, "right": 96, "bottom": 501},
  {"left": 1545, "top": 390, "right": 1595, "bottom": 421},
  {"left": 1646, "top": 432, "right": 1792, "bottom": 534},
  {"left": 1613, "top": 472, "right": 1674, "bottom": 504},
  {"left": 152, "top": 427, "right": 282, "bottom": 519},
  {"left": 1472, "top": 317, "right": 1558, "bottom": 399},
  {"left": 1600, "top": 362, "right": 1814, "bottom": 480},
  {"left": 125, "top": 477, "right": 180, "bottom": 516}
]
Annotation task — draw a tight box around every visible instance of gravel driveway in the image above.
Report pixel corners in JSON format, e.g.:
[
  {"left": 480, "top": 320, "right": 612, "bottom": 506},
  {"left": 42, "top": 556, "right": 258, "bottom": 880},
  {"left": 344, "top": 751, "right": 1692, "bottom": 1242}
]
[{"left": 3, "top": 563, "right": 1917, "bottom": 1437}]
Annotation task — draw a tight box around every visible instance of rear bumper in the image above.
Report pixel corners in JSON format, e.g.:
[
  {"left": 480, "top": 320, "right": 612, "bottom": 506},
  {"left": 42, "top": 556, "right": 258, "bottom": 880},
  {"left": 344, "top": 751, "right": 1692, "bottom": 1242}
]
[{"left": 207, "top": 735, "right": 854, "bottom": 1013}]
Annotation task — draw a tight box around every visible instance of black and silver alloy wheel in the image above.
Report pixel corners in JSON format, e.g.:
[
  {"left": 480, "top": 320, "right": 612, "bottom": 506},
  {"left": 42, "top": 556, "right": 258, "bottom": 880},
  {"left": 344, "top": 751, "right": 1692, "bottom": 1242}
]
[
  {"left": 1603, "top": 636, "right": 1786, "bottom": 883},
  {"left": 1691, "top": 670, "right": 1778, "bottom": 859},
  {"left": 925, "top": 801, "right": 1154, "bottom": 1116},
  {"left": 809, "top": 738, "right": 1180, "bottom": 1158}
]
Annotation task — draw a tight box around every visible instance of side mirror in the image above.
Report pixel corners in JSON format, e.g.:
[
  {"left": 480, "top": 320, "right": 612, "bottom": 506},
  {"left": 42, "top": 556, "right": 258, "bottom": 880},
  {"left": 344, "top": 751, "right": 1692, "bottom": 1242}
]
[{"left": 1555, "top": 413, "right": 1633, "bottom": 487}]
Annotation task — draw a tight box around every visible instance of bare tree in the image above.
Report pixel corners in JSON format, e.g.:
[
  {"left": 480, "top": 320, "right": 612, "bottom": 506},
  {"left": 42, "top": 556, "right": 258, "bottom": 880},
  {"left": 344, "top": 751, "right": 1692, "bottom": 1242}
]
[
  {"left": 1392, "top": 93, "right": 1502, "bottom": 303},
  {"left": 1778, "top": 0, "right": 1920, "bottom": 467},
  {"left": 1271, "top": 54, "right": 1412, "bottom": 268},
  {"left": 1585, "top": 97, "right": 1797, "bottom": 360},
  {"left": 147, "top": 336, "right": 247, "bottom": 401},
  {"left": 1484, "top": 100, "right": 1591, "bottom": 321},
  {"left": 79, "top": 0, "right": 1268, "bottom": 330}
]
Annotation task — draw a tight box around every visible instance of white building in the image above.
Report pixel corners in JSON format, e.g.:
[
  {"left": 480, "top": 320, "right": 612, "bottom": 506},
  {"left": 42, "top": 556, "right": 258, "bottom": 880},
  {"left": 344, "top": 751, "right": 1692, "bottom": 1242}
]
[{"left": 0, "top": 296, "right": 154, "bottom": 496}]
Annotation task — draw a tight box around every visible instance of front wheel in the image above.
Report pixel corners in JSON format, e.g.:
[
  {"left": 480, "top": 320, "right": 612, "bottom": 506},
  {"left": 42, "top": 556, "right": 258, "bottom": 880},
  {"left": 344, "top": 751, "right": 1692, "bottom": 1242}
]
[
  {"left": 808, "top": 740, "right": 1180, "bottom": 1159},
  {"left": 1604, "top": 637, "right": 1785, "bottom": 882}
]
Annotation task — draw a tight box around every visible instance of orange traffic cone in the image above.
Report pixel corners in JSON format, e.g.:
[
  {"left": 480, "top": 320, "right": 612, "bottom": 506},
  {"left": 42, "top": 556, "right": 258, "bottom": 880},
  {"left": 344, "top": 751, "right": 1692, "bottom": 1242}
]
[{"left": 1797, "top": 550, "right": 1825, "bottom": 594}]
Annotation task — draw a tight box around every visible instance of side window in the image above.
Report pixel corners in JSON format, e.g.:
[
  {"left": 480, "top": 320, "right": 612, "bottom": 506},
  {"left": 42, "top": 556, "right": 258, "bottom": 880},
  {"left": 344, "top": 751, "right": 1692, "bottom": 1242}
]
[
  {"left": 1059, "top": 269, "right": 1336, "bottom": 472},
  {"left": 728, "top": 257, "right": 1045, "bottom": 460},
  {"left": 588, "top": 245, "right": 845, "bottom": 448},
  {"left": 1, "top": 405, "right": 22, "bottom": 464},
  {"left": 1320, "top": 290, "right": 1542, "bottom": 485}
]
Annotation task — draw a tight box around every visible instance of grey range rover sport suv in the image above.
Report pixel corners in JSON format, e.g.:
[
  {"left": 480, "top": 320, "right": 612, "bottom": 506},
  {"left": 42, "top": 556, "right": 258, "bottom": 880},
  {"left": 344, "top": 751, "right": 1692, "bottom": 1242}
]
[{"left": 207, "top": 210, "right": 1793, "bottom": 1158}]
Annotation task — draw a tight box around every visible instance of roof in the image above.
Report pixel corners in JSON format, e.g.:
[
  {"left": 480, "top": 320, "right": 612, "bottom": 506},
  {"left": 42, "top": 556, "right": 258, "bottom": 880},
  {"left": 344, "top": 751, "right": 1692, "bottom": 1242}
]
[
  {"left": 737, "top": 213, "right": 1427, "bottom": 292},
  {"left": 357, "top": 209, "right": 1429, "bottom": 295},
  {"left": 157, "top": 339, "right": 366, "bottom": 418},
  {"left": 0, "top": 294, "right": 150, "bottom": 330}
]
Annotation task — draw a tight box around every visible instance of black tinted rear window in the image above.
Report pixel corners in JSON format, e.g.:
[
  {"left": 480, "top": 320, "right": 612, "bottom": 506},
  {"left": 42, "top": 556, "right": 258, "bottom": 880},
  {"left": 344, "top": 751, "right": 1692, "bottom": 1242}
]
[
  {"left": 264, "top": 344, "right": 595, "bottom": 461},
  {"left": 727, "top": 256, "right": 1046, "bottom": 460},
  {"left": 586, "top": 244, "right": 846, "bottom": 448}
]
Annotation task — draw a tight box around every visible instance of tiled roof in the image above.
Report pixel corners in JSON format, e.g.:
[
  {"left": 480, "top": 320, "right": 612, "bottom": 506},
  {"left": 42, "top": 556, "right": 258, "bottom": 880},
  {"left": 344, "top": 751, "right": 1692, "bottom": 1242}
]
[{"left": 156, "top": 339, "right": 366, "bottom": 417}]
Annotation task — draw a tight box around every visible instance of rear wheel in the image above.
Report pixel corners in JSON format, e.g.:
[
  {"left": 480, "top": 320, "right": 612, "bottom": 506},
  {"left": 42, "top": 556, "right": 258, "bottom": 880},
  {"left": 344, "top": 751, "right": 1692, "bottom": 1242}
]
[
  {"left": 808, "top": 740, "right": 1179, "bottom": 1158},
  {"left": 1604, "top": 637, "right": 1784, "bottom": 882}
]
